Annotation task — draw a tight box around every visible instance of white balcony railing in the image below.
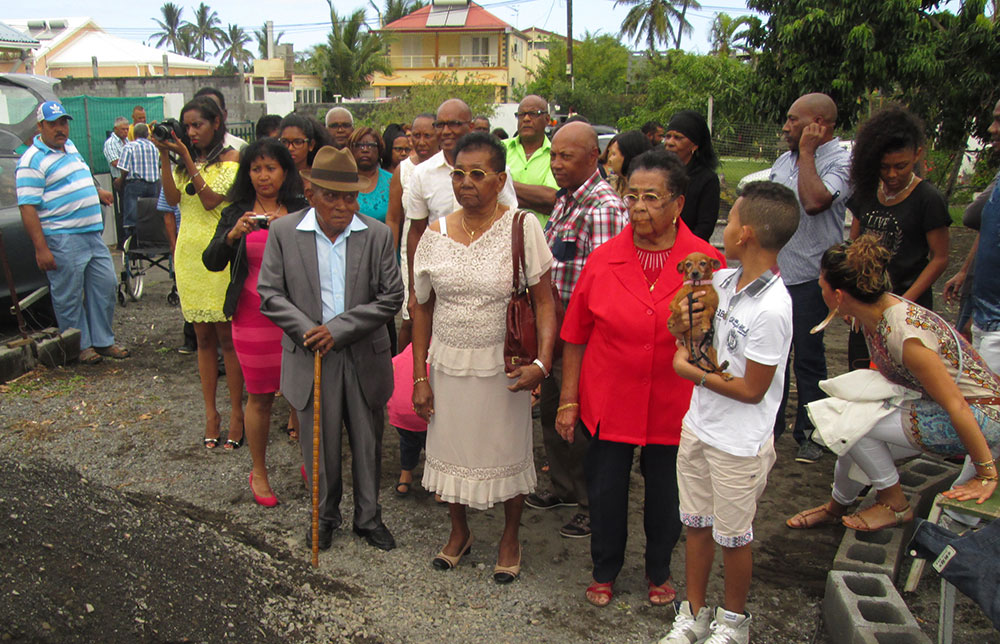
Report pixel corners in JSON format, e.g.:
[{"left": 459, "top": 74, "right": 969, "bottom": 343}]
[{"left": 438, "top": 54, "right": 497, "bottom": 68}]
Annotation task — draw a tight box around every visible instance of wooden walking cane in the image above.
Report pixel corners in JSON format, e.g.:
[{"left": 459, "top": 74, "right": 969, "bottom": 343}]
[{"left": 311, "top": 350, "right": 321, "bottom": 568}]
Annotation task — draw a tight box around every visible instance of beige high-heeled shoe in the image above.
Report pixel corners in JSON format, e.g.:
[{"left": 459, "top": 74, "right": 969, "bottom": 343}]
[
  {"left": 432, "top": 534, "right": 473, "bottom": 570},
  {"left": 493, "top": 544, "right": 521, "bottom": 584}
]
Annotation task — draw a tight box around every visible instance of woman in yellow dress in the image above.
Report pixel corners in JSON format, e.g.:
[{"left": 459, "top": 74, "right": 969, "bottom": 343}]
[{"left": 155, "top": 97, "right": 244, "bottom": 449}]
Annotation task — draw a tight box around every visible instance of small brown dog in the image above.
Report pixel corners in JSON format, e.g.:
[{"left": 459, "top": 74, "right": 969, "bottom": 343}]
[{"left": 668, "top": 252, "right": 731, "bottom": 379}]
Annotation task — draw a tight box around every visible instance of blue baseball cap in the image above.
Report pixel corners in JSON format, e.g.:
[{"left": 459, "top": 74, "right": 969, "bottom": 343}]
[{"left": 36, "top": 101, "right": 72, "bottom": 122}]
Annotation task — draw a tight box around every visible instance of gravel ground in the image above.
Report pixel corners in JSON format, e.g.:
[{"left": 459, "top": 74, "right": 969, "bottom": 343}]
[{"left": 0, "top": 227, "right": 997, "bottom": 643}]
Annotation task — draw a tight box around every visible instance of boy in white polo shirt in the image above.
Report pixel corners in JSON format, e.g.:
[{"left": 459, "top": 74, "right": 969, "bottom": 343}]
[{"left": 659, "top": 181, "right": 801, "bottom": 644}]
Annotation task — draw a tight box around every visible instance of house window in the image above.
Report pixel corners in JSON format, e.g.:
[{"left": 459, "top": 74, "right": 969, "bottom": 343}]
[{"left": 253, "top": 85, "right": 264, "bottom": 102}]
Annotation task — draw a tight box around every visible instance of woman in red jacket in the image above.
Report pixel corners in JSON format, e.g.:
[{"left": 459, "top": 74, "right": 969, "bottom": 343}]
[{"left": 556, "top": 149, "right": 725, "bottom": 607}]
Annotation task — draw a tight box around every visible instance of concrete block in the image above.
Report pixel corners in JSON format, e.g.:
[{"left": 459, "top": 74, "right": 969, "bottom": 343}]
[
  {"left": 35, "top": 328, "right": 80, "bottom": 368},
  {"left": 824, "top": 571, "right": 928, "bottom": 644},
  {"left": 833, "top": 490, "right": 916, "bottom": 584},
  {"left": 898, "top": 457, "right": 960, "bottom": 518},
  {"left": 0, "top": 341, "right": 36, "bottom": 384}
]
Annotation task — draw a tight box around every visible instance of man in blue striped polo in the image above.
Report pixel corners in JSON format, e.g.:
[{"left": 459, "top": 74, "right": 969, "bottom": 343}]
[{"left": 16, "top": 101, "right": 130, "bottom": 365}]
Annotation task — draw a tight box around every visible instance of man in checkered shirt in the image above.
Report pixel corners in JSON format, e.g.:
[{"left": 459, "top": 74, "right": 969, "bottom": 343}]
[
  {"left": 529, "top": 121, "right": 628, "bottom": 539},
  {"left": 116, "top": 123, "right": 161, "bottom": 238}
]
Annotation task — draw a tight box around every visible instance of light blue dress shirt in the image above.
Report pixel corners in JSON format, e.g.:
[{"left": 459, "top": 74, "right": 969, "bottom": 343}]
[{"left": 296, "top": 208, "right": 368, "bottom": 323}]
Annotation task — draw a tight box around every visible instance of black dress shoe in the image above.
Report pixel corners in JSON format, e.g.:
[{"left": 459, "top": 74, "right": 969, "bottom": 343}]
[
  {"left": 305, "top": 519, "right": 338, "bottom": 551},
  {"left": 353, "top": 523, "right": 396, "bottom": 551}
]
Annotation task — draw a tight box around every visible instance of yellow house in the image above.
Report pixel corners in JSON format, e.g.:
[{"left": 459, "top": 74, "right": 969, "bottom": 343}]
[
  {"left": 1, "top": 17, "right": 212, "bottom": 78},
  {"left": 371, "top": 0, "right": 530, "bottom": 101}
]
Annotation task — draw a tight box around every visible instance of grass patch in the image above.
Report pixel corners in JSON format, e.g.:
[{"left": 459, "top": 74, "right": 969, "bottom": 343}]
[
  {"left": 719, "top": 157, "right": 772, "bottom": 189},
  {"left": 949, "top": 205, "right": 966, "bottom": 226},
  {"left": 2, "top": 373, "right": 85, "bottom": 397}
]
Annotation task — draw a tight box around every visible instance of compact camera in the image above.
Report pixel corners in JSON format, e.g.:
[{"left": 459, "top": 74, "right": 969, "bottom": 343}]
[{"left": 249, "top": 214, "right": 270, "bottom": 229}]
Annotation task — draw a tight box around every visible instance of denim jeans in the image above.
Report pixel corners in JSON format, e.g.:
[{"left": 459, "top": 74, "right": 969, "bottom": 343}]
[
  {"left": 45, "top": 231, "right": 117, "bottom": 350},
  {"left": 122, "top": 179, "right": 161, "bottom": 229},
  {"left": 775, "top": 280, "right": 828, "bottom": 444}
]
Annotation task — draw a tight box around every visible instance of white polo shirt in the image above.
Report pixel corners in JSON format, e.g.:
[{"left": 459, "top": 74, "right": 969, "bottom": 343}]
[
  {"left": 682, "top": 266, "right": 793, "bottom": 457},
  {"left": 405, "top": 149, "right": 517, "bottom": 222}
]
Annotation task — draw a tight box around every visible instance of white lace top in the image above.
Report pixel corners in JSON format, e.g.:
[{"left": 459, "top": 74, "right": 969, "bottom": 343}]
[{"left": 413, "top": 208, "right": 553, "bottom": 377}]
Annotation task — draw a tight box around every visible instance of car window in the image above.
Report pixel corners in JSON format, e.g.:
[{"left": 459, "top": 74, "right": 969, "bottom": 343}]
[
  {"left": 0, "top": 84, "right": 39, "bottom": 126},
  {"left": 0, "top": 156, "right": 17, "bottom": 209}
]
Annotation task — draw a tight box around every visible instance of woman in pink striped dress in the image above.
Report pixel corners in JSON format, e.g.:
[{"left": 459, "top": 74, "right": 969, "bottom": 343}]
[{"left": 203, "top": 139, "right": 307, "bottom": 506}]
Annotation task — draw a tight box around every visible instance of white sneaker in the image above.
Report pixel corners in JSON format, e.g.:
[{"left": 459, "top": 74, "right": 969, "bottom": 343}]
[
  {"left": 704, "top": 607, "right": 751, "bottom": 644},
  {"left": 658, "top": 601, "right": 713, "bottom": 644}
]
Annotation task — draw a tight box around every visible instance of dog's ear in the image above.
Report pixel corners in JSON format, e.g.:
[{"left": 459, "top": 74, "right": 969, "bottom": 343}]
[
  {"left": 677, "top": 259, "right": 686, "bottom": 274},
  {"left": 711, "top": 258, "right": 721, "bottom": 270}
]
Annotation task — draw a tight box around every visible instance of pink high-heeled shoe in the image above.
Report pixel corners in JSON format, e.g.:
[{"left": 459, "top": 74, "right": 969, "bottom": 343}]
[{"left": 249, "top": 473, "right": 278, "bottom": 507}]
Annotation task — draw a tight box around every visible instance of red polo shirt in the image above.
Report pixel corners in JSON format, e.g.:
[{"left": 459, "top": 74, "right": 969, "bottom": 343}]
[{"left": 560, "top": 221, "right": 725, "bottom": 446}]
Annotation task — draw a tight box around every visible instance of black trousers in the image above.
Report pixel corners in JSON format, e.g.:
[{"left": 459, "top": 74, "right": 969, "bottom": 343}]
[{"left": 586, "top": 434, "right": 681, "bottom": 585}]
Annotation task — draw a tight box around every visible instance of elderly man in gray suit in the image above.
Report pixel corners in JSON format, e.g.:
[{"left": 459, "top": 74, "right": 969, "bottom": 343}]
[{"left": 258, "top": 146, "right": 403, "bottom": 552}]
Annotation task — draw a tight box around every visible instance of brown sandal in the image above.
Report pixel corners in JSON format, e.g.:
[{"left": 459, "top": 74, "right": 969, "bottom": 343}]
[
  {"left": 95, "top": 344, "right": 130, "bottom": 359},
  {"left": 842, "top": 502, "right": 913, "bottom": 532},
  {"left": 786, "top": 503, "right": 845, "bottom": 529}
]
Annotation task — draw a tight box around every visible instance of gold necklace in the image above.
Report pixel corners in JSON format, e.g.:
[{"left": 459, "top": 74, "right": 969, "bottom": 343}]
[{"left": 461, "top": 203, "right": 500, "bottom": 240}]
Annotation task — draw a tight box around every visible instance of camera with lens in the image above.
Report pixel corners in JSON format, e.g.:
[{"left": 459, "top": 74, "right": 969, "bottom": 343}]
[
  {"left": 152, "top": 118, "right": 184, "bottom": 142},
  {"left": 249, "top": 214, "right": 270, "bottom": 229}
]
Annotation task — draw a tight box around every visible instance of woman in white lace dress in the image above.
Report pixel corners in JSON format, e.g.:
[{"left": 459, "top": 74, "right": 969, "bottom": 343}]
[{"left": 411, "top": 133, "right": 557, "bottom": 583}]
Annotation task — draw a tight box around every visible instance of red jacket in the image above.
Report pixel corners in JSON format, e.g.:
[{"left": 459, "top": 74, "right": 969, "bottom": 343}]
[{"left": 560, "top": 221, "right": 725, "bottom": 446}]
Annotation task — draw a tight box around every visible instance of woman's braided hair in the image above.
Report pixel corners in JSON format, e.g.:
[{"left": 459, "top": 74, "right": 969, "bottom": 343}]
[{"left": 820, "top": 233, "right": 893, "bottom": 304}]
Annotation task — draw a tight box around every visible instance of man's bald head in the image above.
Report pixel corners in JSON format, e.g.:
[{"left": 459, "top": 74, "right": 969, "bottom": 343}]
[
  {"left": 783, "top": 92, "right": 837, "bottom": 152},
  {"left": 436, "top": 99, "right": 473, "bottom": 159},
  {"left": 550, "top": 121, "right": 600, "bottom": 190},
  {"left": 437, "top": 98, "right": 472, "bottom": 122},
  {"left": 516, "top": 94, "right": 549, "bottom": 144}
]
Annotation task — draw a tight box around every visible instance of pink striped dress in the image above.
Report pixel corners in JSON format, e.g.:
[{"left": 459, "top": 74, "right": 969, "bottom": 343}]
[{"left": 231, "top": 228, "right": 283, "bottom": 394}]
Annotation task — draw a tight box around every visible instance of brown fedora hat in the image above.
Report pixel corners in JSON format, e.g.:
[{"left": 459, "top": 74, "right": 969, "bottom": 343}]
[{"left": 301, "top": 146, "right": 370, "bottom": 192}]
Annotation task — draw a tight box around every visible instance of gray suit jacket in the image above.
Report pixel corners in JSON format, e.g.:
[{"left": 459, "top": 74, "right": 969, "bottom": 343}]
[{"left": 257, "top": 208, "right": 403, "bottom": 411}]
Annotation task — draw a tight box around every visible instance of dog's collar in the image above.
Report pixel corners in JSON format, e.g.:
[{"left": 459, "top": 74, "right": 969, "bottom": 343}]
[{"left": 684, "top": 279, "right": 713, "bottom": 286}]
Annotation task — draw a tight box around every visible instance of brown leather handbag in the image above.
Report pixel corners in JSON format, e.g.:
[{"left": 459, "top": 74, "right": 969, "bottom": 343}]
[{"left": 504, "top": 210, "right": 564, "bottom": 372}]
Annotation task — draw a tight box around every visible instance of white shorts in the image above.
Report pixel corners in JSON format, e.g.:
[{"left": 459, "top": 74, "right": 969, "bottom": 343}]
[{"left": 677, "top": 425, "right": 776, "bottom": 547}]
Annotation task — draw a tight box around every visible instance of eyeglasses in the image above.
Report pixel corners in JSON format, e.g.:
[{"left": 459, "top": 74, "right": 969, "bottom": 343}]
[
  {"left": 450, "top": 168, "right": 500, "bottom": 182},
  {"left": 393, "top": 146, "right": 412, "bottom": 154},
  {"left": 351, "top": 142, "right": 379, "bottom": 151},
  {"left": 622, "top": 192, "right": 677, "bottom": 208},
  {"left": 279, "top": 138, "right": 308, "bottom": 148},
  {"left": 327, "top": 121, "right": 352, "bottom": 129},
  {"left": 434, "top": 120, "right": 470, "bottom": 130},
  {"left": 515, "top": 110, "right": 547, "bottom": 119}
]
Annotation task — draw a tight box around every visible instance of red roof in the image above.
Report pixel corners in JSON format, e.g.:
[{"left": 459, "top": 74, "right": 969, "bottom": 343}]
[{"left": 382, "top": 2, "right": 512, "bottom": 31}]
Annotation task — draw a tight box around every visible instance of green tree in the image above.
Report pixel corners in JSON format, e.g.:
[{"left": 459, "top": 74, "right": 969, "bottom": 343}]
[
  {"left": 253, "top": 23, "right": 285, "bottom": 59},
  {"left": 371, "top": 0, "right": 427, "bottom": 27},
  {"left": 709, "top": 13, "right": 756, "bottom": 58},
  {"left": 186, "top": 2, "right": 225, "bottom": 60},
  {"left": 526, "top": 32, "right": 636, "bottom": 125},
  {"left": 365, "top": 74, "right": 496, "bottom": 131},
  {"left": 615, "top": 0, "right": 699, "bottom": 53},
  {"left": 150, "top": 3, "right": 185, "bottom": 53},
  {"left": 217, "top": 24, "right": 252, "bottom": 72},
  {"left": 311, "top": 3, "right": 391, "bottom": 98}
]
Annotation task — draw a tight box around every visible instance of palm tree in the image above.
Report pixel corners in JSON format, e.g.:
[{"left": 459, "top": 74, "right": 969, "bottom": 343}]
[
  {"left": 175, "top": 25, "right": 199, "bottom": 58},
  {"left": 312, "top": 3, "right": 391, "bottom": 98},
  {"left": 673, "top": 0, "right": 701, "bottom": 49},
  {"left": 709, "top": 13, "right": 755, "bottom": 58},
  {"left": 615, "top": 0, "right": 696, "bottom": 53},
  {"left": 375, "top": 0, "right": 426, "bottom": 26},
  {"left": 218, "top": 24, "right": 253, "bottom": 71},
  {"left": 150, "top": 3, "right": 185, "bottom": 52},
  {"left": 253, "top": 23, "right": 285, "bottom": 59},
  {"left": 186, "top": 2, "right": 225, "bottom": 60}
]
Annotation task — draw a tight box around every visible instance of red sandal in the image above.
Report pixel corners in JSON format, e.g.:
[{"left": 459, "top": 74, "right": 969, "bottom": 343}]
[
  {"left": 648, "top": 578, "right": 676, "bottom": 605},
  {"left": 585, "top": 580, "right": 613, "bottom": 607}
]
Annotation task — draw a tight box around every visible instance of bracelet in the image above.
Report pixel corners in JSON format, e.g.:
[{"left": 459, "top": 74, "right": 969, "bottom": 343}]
[
  {"left": 413, "top": 377, "right": 428, "bottom": 385},
  {"left": 532, "top": 358, "right": 550, "bottom": 378},
  {"left": 196, "top": 180, "right": 209, "bottom": 195},
  {"left": 557, "top": 402, "right": 579, "bottom": 412},
  {"left": 972, "top": 458, "right": 996, "bottom": 469},
  {"left": 973, "top": 473, "right": 999, "bottom": 485},
  {"left": 698, "top": 372, "right": 709, "bottom": 387}
]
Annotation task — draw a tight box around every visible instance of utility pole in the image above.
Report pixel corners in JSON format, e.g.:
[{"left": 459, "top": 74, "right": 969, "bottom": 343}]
[{"left": 566, "top": 0, "right": 574, "bottom": 90}]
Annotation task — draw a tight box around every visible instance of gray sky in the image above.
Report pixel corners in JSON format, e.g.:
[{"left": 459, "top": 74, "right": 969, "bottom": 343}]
[{"left": 3, "top": 0, "right": 762, "bottom": 60}]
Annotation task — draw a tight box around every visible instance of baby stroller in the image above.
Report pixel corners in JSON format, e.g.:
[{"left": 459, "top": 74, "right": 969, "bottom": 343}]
[{"left": 118, "top": 196, "right": 178, "bottom": 307}]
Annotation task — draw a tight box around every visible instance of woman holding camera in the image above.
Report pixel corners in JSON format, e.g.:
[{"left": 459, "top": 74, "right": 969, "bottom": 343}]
[
  {"left": 203, "top": 139, "right": 308, "bottom": 504},
  {"left": 155, "top": 96, "right": 244, "bottom": 450}
]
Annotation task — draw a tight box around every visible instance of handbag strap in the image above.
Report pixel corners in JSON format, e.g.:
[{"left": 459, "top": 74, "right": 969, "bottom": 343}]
[{"left": 511, "top": 209, "right": 527, "bottom": 293}]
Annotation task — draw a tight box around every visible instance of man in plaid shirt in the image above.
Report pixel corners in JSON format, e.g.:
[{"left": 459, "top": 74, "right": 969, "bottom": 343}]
[
  {"left": 529, "top": 121, "right": 628, "bottom": 539},
  {"left": 117, "top": 123, "right": 162, "bottom": 237}
]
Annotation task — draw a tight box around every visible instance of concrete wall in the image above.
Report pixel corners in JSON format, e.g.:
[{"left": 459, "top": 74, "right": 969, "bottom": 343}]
[{"left": 53, "top": 76, "right": 265, "bottom": 124}]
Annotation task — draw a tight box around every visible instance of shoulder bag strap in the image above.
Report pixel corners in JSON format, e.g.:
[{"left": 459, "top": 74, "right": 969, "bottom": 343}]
[{"left": 511, "top": 209, "right": 527, "bottom": 293}]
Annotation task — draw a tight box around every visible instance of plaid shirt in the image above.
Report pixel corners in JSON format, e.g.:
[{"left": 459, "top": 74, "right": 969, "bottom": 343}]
[
  {"left": 117, "top": 138, "right": 160, "bottom": 183},
  {"left": 544, "top": 170, "right": 628, "bottom": 306},
  {"left": 102, "top": 133, "right": 126, "bottom": 179}
]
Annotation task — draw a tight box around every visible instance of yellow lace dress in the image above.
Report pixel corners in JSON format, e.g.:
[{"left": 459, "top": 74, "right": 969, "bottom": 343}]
[{"left": 173, "top": 161, "right": 238, "bottom": 323}]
